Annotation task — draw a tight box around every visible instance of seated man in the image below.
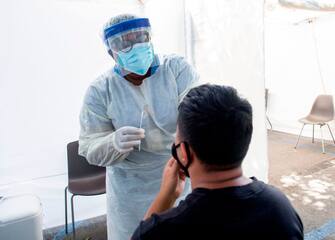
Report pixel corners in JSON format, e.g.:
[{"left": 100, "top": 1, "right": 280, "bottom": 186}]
[{"left": 131, "top": 84, "right": 304, "bottom": 239}]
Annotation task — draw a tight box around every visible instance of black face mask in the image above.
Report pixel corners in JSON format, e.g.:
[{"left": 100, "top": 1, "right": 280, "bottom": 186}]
[{"left": 171, "top": 141, "right": 192, "bottom": 178}]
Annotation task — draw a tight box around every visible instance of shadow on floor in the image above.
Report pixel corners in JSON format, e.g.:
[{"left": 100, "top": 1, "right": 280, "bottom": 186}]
[
  {"left": 43, "top": 215, "right": 107, "bottom": 240},
  {"left": 268, "top": 130, "right": 335, "bottom": 238}
]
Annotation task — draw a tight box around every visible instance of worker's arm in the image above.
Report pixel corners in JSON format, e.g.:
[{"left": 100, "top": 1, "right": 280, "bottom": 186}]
[
  {"left": 79, "top": 82, "right": 141, "bottom": 166},
  {"left": 168, "top": 55, "right": 200, "bottom": 104}
]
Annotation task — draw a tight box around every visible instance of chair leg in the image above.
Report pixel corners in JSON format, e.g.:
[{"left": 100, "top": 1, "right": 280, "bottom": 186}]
[
  {"left": 266, "top": 115, "right": 273, "bottom": 130},
  {"left": 71, "top": 194, "right": 76, "bottom": 239},
  {"left": 312, "top": 124, "right": 315, "bottom": 143},
  {"left": 295, "top": 124, "right": 305, "bottom": 149},
  {"left": 326, "top": 124, "right": 335, "bottom": 145},
  {"left": 320, "top": 125, "right": 325, "bottom": 154},
  {"left": 64, "top": 186, "right": 68, "bottom": 234}
]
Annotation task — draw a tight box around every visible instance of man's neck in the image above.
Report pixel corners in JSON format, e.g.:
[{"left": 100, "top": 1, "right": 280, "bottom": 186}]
[{"left": 190, "top": 166, "right": 252, "bottom": 190}]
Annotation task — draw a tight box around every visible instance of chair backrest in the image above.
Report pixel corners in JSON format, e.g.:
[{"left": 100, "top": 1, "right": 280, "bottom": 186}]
[
  {"left": 310, "top": 95, "right": 334, "bottom": 120},
  {"left": 67, "top": 141, "right": 106, "bottom": 179}
]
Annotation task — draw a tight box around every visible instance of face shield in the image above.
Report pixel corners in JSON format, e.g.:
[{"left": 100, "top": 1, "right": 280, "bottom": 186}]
[
  {"left": 103, "top": 18, "right": 158, "bottom": 76},
  {"left": 104, "top": 18, "right": 152, "bottom": 53}
]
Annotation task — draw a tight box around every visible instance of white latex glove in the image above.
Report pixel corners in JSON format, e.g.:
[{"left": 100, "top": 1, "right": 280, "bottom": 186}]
[{"left": 112, "top": 126, "right": 145, "bottom": 154}]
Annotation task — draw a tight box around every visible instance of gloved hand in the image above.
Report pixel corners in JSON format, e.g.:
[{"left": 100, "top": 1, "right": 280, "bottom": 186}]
[{"left": 112, "top": 126, "right": 145, "bottom": 154}]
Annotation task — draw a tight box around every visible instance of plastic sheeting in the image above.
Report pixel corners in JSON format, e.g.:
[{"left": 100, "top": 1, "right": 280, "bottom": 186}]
[
  {"left": 185, "top": 0, "right": 268, "bottom": 182},
  {"left": 279, "top": 0, "right": 335, "bottom": 11}
]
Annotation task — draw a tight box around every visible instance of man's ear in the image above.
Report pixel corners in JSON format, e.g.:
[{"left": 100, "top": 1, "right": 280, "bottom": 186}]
[{"left": 180, "top": 142, "right": 193, "bottom": 165}]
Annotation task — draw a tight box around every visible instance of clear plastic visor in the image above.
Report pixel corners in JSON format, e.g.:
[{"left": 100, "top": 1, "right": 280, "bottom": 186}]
[{"left": 106, "top": 28, "right": 151, "bottom": 53}]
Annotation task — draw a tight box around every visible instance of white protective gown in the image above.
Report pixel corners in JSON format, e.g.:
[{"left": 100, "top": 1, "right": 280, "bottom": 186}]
[{"left": 79, "top": 54, "right": 199, "bottom": 240}]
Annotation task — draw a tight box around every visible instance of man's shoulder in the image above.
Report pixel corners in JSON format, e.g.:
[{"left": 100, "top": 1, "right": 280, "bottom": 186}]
[
  {"left": 255, "top": 181, "right": 304, "bottom": 237},
  {"left": 257, "top": 181, "right": 293, "bottom": 204},
  {"left": 243, "top": 179, "right": 296, "bottom": 212},
  {"left": 131, "top": 193, "right": 201, "bottom": 240},
  {"left": 131, "top": 210, "right": 181, "bottom": 240}
]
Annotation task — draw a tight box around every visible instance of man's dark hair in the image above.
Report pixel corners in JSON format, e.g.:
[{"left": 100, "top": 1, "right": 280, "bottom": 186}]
[{"left": 178, "top": 84, "right": 253, "bottom": 170}]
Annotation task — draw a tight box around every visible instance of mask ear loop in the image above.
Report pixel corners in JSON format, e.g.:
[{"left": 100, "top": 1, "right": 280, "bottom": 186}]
[
  {"left": 179, "top": 141, "right": 192, "bottom": 177},
  {"left": 183, "top": 142, "right": 192, "bottom": 169}
]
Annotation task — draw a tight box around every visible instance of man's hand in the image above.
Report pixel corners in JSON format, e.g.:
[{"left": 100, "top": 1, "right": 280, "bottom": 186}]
[
  {"left": 143, "top": 158, "right": 186, "bottom": 220},
  {"left": 159, "top": 157, "right": 186, "bottom": 202}
]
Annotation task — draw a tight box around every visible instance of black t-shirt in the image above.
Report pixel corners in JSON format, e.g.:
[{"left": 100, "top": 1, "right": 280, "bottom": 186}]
[{"left": 132, "top": 178, "right": 304, "bottom": 240}]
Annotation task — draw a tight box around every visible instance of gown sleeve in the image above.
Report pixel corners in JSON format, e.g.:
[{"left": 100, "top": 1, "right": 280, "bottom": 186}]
[
  {"left": 168, "top": 55, "right": 200, "bottom": 104},
  {"left": 78, "top": 76, "right": 129, "bottom": 166}
]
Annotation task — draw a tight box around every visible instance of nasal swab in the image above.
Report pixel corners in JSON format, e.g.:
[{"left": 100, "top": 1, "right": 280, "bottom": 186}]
[{"left": 139, "top": 110, "right": 144, "bottom": 151}]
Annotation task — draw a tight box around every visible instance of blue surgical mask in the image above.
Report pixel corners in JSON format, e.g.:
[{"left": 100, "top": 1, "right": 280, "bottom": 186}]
[{"left": 116, "top": 42, "right": 154, "bottom": 76}]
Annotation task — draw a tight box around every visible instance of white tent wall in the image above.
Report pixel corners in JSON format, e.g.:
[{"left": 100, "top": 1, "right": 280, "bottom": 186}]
[
  {"left": 265, "top": 5, "right": 335, "bottom": 141},
  {"left": 0, "top": 0, "right": 185, "bottom": 229},
  {"left": 185, "top": 0, "right": 268, "bottom": 182},
  {"left": 0, "top": 0, "right": 268, "bottom": 229},
  {"left": 0, "top": 0, "right": 141, "bottom": 229},
  {"left": 0, "top": 0, "right": 142, "bottom": 187},
  {"left": 144, "top": 0, "right": 186, "bottom": 56}
]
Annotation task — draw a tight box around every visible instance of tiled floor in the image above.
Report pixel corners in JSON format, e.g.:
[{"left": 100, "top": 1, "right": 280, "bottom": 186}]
[{"left": 268, "top": 130, "right": 335, "bottom": 239}]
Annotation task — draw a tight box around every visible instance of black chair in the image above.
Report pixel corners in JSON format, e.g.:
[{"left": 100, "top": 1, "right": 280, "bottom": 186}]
[{"left": 65, "top": 141, "right": 106, "bottom": 238}]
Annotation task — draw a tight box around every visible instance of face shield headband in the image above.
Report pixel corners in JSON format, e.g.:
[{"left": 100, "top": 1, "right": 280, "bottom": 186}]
[{"left": 104, "top": 18, "right": 151, "bottom": 48}]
